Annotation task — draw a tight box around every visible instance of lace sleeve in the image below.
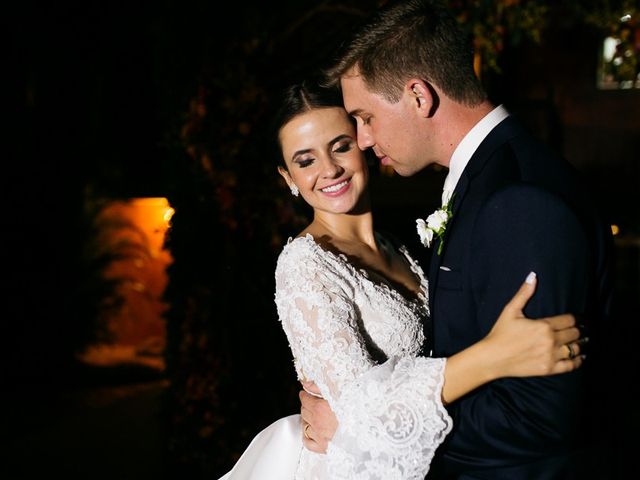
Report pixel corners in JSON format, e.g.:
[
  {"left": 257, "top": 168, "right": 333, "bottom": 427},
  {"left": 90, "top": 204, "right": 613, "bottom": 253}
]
[{"left": 275, "top": 241, "right": 452, "bottom": 479}]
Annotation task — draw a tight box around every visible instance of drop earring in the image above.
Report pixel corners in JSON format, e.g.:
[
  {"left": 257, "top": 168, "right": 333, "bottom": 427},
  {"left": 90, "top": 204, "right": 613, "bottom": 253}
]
[{"left": 290, "top": 184, "right": 299, "bottom": 197}]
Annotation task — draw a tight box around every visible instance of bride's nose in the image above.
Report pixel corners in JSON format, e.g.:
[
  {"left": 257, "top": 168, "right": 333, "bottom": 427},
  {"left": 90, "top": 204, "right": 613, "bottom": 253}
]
[{"left": 320, "top": 156, "right": 343, "bottom": 178}]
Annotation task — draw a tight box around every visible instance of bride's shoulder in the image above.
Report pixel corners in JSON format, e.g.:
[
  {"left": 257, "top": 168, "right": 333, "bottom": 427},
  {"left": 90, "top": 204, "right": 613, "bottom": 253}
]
[
  {"left": 276, "top": 233, "right": 319, "bottom": 265},
  {"left": 280, "top": 232, "right": 316, "bottom": 253}
]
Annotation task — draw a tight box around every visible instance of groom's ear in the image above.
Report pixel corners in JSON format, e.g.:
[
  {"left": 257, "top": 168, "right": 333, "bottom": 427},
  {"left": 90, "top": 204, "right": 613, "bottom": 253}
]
[{"left": 406, "top": 79, "right": 438, "bottom": 118}]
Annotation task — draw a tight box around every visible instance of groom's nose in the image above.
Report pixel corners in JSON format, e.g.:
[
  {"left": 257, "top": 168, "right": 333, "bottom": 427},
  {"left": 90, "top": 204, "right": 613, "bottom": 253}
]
[{"left": 357, "top": 126, "right": 374, "bottom": 150}]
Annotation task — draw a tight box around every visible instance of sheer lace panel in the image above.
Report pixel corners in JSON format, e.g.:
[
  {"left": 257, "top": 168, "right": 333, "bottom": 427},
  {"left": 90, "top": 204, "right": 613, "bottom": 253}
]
[{"left": 275, "top": 235, "right": 452, "bottom": 479}]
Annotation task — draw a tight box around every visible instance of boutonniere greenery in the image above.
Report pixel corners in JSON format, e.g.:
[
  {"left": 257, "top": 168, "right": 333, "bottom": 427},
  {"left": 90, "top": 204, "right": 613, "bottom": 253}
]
[{"left": 416, "top": 194, "right": 454, "bottom": 255}]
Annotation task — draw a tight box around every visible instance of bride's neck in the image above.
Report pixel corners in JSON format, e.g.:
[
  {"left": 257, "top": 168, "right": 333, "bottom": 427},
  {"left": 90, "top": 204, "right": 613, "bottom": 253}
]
[{"left": 310, "top": 210, "right": 378, "bottom": 251}]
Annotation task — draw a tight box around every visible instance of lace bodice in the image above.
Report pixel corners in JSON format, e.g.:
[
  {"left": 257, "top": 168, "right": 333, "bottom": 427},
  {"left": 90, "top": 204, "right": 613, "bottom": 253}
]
[{"left": 274, "top": 234, "right": 452, "bottom": 479}]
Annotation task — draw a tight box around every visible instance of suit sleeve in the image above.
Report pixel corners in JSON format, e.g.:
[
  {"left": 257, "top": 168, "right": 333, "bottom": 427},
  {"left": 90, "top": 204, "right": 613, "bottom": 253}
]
[{"left": 444, "top": 184, "right": 590, "bottom": 465}]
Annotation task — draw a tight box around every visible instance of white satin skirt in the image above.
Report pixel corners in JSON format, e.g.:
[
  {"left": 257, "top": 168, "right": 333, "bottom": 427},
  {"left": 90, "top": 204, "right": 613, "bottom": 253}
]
[{"left": 219, "top": 414, "right": 303, "bottom": 480}]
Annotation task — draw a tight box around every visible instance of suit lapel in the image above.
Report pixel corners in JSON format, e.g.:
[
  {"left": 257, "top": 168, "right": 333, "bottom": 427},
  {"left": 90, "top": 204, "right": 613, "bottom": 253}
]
[
  {"left": 427, "top": 173, "right": 469, "bottom": 305},
  {"left": 428, "top": 116, "right": 520, "bottom": 312}
]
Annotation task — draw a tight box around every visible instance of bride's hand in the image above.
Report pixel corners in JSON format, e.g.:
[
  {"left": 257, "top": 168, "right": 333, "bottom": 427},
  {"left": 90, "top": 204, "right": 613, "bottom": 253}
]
[{"left": 484, "top": 272, "right": 585, "bottom": 379}]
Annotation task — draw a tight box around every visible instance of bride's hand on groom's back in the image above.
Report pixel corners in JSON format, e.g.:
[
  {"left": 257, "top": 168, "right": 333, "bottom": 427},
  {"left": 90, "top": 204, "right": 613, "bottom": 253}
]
[
  {"left": 485, "top": 272, "right": 585, "bottom": 379},
  {"left": 299, "top": 381, "right": 337, "bottom": 454}
]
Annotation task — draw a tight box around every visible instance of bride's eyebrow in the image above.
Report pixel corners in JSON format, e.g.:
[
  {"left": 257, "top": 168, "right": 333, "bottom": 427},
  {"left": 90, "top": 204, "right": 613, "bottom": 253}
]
[
  {"left": 329, "top": 134, "right": 352, "bottom": 147},
  {"left": 291, "top": 148, "right": 312, "bottom": 162}
]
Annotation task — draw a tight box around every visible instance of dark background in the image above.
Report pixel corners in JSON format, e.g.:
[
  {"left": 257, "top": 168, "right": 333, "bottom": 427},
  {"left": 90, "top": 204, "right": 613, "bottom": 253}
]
[{"left": 5, "top": 1, "right": 639, "bottom": 478}]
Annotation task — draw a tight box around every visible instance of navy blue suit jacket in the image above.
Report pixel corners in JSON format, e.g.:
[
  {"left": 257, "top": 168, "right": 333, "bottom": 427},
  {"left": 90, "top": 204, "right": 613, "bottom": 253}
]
[{"left": 425, "top": 116, "right": 614, "bottom": 479}]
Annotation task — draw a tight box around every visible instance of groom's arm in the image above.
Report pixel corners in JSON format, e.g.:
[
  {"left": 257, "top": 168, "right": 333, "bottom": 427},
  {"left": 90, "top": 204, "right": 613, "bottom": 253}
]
[{"left": 445, "top": 184, "right": 590, "bottom": 465}]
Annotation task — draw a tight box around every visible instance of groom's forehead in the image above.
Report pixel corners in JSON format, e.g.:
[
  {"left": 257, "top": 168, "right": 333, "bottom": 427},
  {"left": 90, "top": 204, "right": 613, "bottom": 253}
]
[{"left": 340, "top": 76, "right": 374, "bottom": 114}]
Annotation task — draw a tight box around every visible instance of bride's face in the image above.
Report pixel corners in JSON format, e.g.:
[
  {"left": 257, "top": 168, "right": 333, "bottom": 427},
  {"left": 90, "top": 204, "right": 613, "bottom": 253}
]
[{"left": 278, "top": 107, "right": 369, "bottom": 215}]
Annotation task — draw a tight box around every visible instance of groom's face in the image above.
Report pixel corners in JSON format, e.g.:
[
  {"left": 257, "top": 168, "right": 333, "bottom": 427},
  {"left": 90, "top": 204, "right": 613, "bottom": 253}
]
[{"left": 340, "top": 67, "right": 429, "bottom": 177}]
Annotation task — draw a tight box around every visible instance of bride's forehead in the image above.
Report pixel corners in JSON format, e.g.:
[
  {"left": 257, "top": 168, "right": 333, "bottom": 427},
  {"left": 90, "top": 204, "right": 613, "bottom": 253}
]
[
  {"left": 281, "top": 109, "right": 354, "bottom": 140},
  {"left": 293, "top": 107, "right": 350, "bottom": 126}
]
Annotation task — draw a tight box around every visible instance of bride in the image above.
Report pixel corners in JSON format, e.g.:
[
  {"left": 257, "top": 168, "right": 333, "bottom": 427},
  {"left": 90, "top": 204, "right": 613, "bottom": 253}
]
[{"left": 220, "top": 80, "right": 583, "bottom": 479}]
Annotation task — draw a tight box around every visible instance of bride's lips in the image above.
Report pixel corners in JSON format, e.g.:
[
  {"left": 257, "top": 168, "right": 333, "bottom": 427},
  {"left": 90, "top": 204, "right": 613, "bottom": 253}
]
[{"left": 319, "top": 178, "right": 352, "bottom": 197}]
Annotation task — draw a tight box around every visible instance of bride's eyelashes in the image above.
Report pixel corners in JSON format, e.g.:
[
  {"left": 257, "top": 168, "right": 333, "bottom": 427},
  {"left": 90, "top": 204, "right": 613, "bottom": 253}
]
[
  {"left": 292, "top": 137, "right": 356, "bottom": 169},
  {"left": 333, "top": 140, "right": 355, "bottom": 154},
  {"left": 295, "top": 157, "right": 314, "bottom": 168}
]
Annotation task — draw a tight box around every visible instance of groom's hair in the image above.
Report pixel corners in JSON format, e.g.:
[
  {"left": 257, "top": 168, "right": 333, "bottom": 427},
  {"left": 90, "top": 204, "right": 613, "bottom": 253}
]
[{"left": 323, "top": 0, "right": 486, "bottom": 106}]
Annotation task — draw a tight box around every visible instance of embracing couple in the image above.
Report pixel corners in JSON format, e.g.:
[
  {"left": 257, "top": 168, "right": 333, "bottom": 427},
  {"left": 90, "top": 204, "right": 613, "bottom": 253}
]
[{"left": 222, "top": 0, "right": 613, "bottom": 479}]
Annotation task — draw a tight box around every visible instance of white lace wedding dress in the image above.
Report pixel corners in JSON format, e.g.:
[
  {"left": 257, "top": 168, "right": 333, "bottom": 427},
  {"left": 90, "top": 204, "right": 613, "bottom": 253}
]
[{"left": 220, "top": 234, "right": 452, "bottom": 480}]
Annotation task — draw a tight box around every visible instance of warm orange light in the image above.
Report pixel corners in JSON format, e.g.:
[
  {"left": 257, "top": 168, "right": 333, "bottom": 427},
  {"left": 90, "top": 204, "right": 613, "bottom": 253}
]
[
  {"left": 611, "top": 224, "right": 620, "bottom": 236},
  {"left": 89, "top": 197, "right": 174, "bottom": 357},
  {"left": 164, "top": 206, "right": 175, "bottom": 224},
  {"left": 473, "top": 50, "right": 482, "bottom": 79},
  {"left": 126, "top": 197, "right": 174, "bottom": 256}
]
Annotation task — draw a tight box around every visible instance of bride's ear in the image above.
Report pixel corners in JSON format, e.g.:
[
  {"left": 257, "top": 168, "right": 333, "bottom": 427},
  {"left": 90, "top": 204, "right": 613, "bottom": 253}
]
[
  {"left": 278, "top": 166, "right": 292, "bottom": 188},
  {"left": 405, "top": 79, "right": 438, "bottom": 118}
]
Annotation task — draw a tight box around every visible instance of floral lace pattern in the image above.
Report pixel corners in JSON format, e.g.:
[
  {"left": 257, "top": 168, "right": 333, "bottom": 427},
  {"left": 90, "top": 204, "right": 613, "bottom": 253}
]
[{"left": 274, "top": 234, "right": 452, "bottom": 479}]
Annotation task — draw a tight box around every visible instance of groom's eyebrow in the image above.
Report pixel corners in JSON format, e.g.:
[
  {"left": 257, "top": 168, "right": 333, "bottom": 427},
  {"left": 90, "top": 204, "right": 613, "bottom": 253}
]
[{"left": 347, "top": 108, "right": 364, "bottom": 117}]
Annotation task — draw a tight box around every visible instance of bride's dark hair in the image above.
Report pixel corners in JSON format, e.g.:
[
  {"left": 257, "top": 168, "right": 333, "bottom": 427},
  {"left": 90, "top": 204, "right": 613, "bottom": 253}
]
[{"left": 271, "top": 76, "right": 344, "bottom": 169}]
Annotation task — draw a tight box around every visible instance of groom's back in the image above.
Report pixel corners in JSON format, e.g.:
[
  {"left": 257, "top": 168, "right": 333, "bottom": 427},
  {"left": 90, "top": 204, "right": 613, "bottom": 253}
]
[{"left": 428, "top": 116, "right": 614, "bottom": 479}]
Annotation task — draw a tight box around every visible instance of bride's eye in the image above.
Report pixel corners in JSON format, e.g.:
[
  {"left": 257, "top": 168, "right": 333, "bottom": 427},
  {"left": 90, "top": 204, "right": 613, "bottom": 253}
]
[
  {"left": 333, "top": 140, "right": 354, "bottom": 154},
  {"left": 296, "top": 157, "right": 314, "bottom": 168}
]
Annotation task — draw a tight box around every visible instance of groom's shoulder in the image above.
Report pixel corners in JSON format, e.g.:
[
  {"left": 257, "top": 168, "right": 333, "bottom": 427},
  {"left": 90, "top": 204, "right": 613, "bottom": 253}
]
[
  {"left": 500, "top": 117, "right": 573, "bottom": 174},
  {"left": 476, "top": 184, "right": 586, "bottom": 244},
  {"left": 483, "top": 124, "right": 584, "bottom": 197},
  {"left": 483, "top": 182, "right": 573, "bottom": 212}
]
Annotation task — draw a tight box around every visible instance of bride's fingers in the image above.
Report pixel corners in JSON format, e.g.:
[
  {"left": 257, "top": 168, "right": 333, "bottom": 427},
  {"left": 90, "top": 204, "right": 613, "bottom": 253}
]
[
  {"left": 544, "top": 313, "right": 576, "bottom": 331},
  {"left": 502, "top": 272, "right": 537, "bottom": 316},
  {"left": 552, "top": 326, "right": 581, "bottom": 346},
  {"left": 555, "top": 341, "right": 582, "bottom": 361},
  {"left": 552, "top": 354, "right": 584, "bottom": 374}
]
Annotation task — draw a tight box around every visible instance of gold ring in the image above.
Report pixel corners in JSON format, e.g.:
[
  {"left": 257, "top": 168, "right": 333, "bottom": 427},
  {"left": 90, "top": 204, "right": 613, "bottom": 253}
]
[
  {"left": 303, "top": 423, "right": 311, "bottom": 440},
  {"left": 566, "top": 343, "right": 576, "bottom": 360}
]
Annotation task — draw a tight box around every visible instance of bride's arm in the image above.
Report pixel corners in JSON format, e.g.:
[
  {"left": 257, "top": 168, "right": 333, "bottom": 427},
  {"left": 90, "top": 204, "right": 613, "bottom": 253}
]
[
  {"left": 275, "top": 245, "right": 452, "bottom": 478},
  {"left": 300, "top": 273, "right": 583, "bottom": 452},
  {"left": 441, "top": 273, "right": 583, "bottom": 404}
]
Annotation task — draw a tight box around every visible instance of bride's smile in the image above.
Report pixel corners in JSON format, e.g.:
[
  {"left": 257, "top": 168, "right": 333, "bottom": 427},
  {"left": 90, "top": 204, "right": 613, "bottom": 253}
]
[{"left": 319, "top": 177, "right": 351, "bottom": 195}]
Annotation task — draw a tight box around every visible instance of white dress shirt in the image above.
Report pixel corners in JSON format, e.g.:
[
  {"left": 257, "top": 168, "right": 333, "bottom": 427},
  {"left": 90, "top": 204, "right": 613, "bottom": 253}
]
[{"left": 441, "top": 105, "right": 510, "bottom": 205}]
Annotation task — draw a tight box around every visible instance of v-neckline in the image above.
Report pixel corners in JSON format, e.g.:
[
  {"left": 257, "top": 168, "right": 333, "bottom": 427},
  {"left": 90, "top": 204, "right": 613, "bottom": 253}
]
[{"left": 291, "top": 233, "right": 429, "bottom": 307}]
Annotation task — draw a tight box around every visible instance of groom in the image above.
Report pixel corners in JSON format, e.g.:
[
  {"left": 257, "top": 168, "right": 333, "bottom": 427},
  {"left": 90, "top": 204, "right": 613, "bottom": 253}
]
[{"left": 299, "top": 0, "right": 613, "bottom": 478}]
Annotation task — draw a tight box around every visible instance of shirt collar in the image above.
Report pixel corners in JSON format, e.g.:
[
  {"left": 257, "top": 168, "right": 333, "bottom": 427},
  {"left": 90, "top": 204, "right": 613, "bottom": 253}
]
[{"left": 441, "top": 104, "right": 510, "bottom": 204}]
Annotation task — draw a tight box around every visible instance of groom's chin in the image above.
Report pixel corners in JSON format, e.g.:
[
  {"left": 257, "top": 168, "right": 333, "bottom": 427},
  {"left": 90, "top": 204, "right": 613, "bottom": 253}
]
[{"left": 391, "top": 166, "right": 416, "bottom": 177}]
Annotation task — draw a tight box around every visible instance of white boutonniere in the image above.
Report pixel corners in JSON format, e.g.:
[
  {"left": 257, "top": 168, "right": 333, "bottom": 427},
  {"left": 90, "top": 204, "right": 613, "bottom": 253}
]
[{"left": 416, "top": 194, "right": 454, "bottom": 255}]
